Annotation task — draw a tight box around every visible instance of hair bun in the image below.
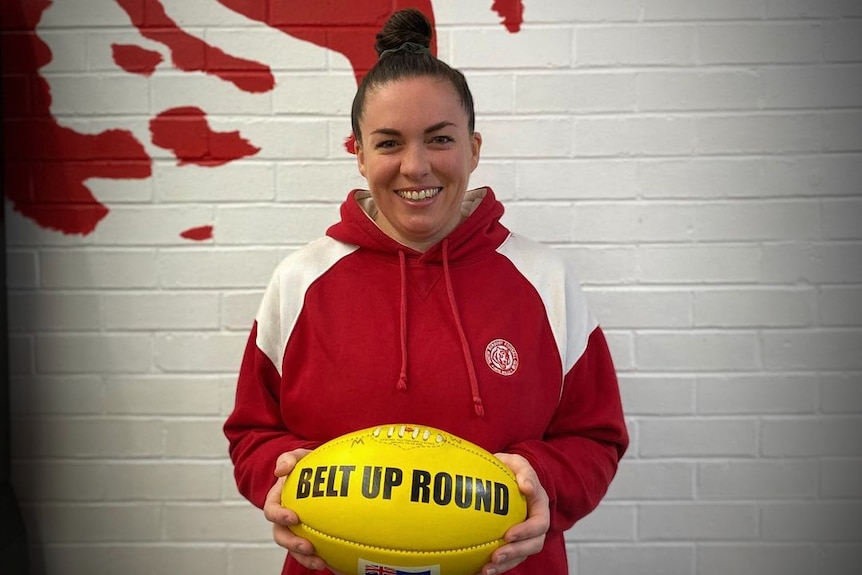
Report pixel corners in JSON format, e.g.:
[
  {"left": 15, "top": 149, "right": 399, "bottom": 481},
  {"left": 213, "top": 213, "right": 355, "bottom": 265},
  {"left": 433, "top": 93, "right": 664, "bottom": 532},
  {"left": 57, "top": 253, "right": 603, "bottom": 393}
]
[{"left": 375, "top": 8, "right": 433, "bottom": 56}]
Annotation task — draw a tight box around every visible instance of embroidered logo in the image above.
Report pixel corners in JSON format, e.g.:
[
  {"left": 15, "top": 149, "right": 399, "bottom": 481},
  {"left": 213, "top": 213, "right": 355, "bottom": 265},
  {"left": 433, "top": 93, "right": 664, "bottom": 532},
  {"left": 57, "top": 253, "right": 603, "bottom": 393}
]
[{"left": 485, "top": 339, "right": 519, "bottom": 376}]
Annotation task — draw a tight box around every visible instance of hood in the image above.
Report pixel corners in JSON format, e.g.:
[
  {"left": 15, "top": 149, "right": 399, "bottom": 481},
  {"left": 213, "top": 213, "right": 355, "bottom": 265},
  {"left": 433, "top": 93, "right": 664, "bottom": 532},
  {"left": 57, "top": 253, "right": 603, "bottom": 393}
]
[
  {"left": 326, "top": 187, "right": 510, "bottom": 417},
  {"left": 326, "top": 187, "right": 508, "bottom": 264}
]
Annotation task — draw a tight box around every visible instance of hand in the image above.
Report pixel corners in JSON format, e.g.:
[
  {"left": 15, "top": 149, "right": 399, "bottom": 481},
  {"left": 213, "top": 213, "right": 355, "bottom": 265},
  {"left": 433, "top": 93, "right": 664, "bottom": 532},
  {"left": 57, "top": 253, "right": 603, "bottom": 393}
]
[
  {"left": 477, "top": 453, "right": 550, "bottom": 575},
  {"left": 263, "top": 449, "right": 347, "bottom": 574}
]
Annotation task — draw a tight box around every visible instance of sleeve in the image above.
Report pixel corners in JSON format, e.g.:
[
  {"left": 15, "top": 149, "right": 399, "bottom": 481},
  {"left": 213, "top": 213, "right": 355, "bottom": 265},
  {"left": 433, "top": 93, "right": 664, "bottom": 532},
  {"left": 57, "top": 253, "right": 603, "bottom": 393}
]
[
  {"left": 224, "top": 238, "right": 357, "bottom": 508},
  {"left": 223, "top": 323, "right": 321, "bottom": 509},
  {"left": 507, "top": 325, "right": 628, "bottom": 533}
]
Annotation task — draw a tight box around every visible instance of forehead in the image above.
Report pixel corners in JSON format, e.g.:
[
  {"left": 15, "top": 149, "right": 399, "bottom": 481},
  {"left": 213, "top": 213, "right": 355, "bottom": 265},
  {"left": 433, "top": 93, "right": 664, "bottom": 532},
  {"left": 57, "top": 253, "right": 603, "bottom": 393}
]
[{"left": 361, "top": 76, "right": 468, "bottom": 131}]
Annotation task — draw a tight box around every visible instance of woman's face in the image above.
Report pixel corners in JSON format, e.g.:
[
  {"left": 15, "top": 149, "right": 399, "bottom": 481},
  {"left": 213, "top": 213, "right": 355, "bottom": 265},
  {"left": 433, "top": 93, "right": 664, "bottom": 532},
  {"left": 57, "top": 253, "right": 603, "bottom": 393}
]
[{"left": 355, "top": 76, "right": 482, "bottom": 252}]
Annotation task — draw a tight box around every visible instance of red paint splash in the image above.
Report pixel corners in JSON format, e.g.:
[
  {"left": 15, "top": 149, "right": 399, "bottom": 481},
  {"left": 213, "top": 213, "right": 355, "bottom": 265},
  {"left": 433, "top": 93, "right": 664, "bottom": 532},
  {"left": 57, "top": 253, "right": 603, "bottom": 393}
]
[
  {"left": 1, "top": 0, "right": 152, "bottom": 235},
  {"left": 112, "top": 43, "right": 163, "bottom": 76},
  {"left": 493, "top": 0, "right": 524, "bottom": 33},
  {"left": 2, "top": 0, "right": 524, "bottom": 237},
  {"left": 180, "top": 225, "right": 214, "bottom": 241},
  {"left": 114, "top": 0, "right": 274, "bottom": 93},
  {"left": 215, "top": 1, "right": 521, "bottom": 153},
  {"left": 216, "top": 0, "right": 438, "bottom": 155},
  {"left": 150, "top": 106, "right": 260, "bottom": 166},
  {"left": 216, "top": 0, "right": 438, "bottom": 86}
]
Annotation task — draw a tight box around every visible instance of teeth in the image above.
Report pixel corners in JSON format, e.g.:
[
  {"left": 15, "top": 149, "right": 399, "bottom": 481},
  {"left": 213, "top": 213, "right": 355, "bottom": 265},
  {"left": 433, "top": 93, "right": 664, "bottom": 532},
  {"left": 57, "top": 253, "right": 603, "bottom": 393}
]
[{"left": 398, "top": 187, "right": 441, "bottom": 201}]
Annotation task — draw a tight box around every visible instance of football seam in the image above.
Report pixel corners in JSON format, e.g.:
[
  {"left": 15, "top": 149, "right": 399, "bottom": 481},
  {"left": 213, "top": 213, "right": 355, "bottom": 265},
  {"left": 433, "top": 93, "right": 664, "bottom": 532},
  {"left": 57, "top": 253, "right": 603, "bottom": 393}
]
[
  {"left": 299, "top": 522, "right": 506, "bottom": 556},
  {"left": 317, "top": 431, "right": 517, "bottom": 479}
]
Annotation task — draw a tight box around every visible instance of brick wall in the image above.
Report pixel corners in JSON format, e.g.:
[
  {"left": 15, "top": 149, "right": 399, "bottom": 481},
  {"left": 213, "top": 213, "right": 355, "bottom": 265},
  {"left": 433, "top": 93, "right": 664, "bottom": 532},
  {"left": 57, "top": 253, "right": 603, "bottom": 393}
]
[{"left": 3, "top": 1, "right": 861, "bottom": 574}]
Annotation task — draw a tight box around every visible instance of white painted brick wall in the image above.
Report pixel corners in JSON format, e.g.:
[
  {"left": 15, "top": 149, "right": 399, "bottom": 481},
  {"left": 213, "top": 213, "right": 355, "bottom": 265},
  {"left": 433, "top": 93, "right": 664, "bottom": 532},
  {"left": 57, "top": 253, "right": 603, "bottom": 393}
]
[{"left": 4, "top": 1, "right": 861, "bottom": 574}]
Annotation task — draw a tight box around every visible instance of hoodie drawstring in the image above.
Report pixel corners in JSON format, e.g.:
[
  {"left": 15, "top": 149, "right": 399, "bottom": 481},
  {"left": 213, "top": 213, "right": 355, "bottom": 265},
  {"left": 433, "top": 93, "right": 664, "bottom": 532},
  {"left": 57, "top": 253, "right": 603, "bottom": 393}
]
[
  {"left": 394, "top": 241, "right": 485, "bottom": 417},
  {"left": 442, "top": 239, "right": 485, "bottom": 417},
  {"left": 397, "top": 249, "right": 408, "bottom": 391}
]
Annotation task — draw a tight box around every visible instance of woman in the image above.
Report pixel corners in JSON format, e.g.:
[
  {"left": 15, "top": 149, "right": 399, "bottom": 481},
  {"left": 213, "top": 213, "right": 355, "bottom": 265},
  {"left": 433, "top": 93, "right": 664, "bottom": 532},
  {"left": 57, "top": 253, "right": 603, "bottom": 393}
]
[{"left": 224, "top": 8, "right": 628, "bottom": 575}]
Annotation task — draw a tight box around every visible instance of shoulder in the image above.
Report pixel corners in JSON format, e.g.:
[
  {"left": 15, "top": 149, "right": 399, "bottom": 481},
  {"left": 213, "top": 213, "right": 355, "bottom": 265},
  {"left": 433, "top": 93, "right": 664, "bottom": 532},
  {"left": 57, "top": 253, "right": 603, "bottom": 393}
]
[
  {"left": 254, "top": 237, "right": 359, "bottom": 371},
  {"left": 272, "top": 237, "right": 359, "bottom": 281},
  {"left": 496, "top": 233, "right": 597, "bottom": 372},
  {"left": 495, "top": 233, "right": 579, "bottom": 281},
  {"left": 258, "top": 237, "right": 358, "bottom": 319}
]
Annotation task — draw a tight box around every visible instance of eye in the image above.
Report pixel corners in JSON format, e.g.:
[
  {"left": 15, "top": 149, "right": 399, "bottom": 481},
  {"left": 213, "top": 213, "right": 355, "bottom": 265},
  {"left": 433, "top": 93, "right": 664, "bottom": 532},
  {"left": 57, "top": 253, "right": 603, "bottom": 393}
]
[
  {"left": 374, "top": 139, "right": 399, "bottom": 150},
  {"left": 429, "top": 135, "right": 454, "bottom": 145}
]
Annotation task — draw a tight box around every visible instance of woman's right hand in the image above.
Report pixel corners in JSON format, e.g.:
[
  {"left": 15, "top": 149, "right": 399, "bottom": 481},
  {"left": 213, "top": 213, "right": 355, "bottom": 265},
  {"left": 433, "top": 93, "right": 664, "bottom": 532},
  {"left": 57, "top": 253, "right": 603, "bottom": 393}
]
[{"left": 263, "top": 449, "right": 334, "bottom": 572}]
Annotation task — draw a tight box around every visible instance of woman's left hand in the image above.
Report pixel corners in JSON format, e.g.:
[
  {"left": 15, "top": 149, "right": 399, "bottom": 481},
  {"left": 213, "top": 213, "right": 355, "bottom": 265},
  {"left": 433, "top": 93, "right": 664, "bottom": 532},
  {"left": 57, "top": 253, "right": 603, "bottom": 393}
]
[{"left": 476, "top": 452, "right": 550, "bottom": 575}]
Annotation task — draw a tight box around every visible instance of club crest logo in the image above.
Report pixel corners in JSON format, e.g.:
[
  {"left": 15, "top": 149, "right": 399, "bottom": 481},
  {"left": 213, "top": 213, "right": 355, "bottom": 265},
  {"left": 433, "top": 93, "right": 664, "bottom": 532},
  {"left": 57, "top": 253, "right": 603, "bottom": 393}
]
[{"left": 484, "top": 339, "right": 519, "bottom": 376}]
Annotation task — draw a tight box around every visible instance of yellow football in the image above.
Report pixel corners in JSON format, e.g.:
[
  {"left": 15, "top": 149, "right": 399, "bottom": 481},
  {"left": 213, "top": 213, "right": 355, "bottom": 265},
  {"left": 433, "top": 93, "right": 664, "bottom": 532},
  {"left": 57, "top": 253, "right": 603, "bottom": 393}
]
[{"left": 281, "top": 423, "right": 528, "bottom": 575}]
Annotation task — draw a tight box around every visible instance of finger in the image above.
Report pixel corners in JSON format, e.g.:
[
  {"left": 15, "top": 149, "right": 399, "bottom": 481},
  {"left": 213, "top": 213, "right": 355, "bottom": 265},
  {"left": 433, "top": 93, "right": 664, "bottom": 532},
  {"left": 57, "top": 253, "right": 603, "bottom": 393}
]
[
  {"left": 272, "top": 522, "right": 310, "bottom": 553},
  {"left": 271, "top": 520, "right": 328, "bottom": 571},
  {"left": 263, "top": 476, "right": 294, "bottom": 524},
  {"left": 270, "top": 516, "right": 329, "bottom": 572},
  {"left": 495, "top": 531, "right": 546, "bottom": 561},
  {"left": 483, "top": 555, "right": 526, "bottom": 575},
  {"left": 505, "top": 481, "right": 550, "bottom": 542},
  {"left": 274, "top": 448, "right": 312, "bottom": 477},
  {"left": 479, "top": 547, "right": 529, "bottom": 575},
  {"left": 483, "top": 531, "right": 545, "bottom": 575},
  {"left": 523, "top": 478, "right": 550, "bottom": 521}
]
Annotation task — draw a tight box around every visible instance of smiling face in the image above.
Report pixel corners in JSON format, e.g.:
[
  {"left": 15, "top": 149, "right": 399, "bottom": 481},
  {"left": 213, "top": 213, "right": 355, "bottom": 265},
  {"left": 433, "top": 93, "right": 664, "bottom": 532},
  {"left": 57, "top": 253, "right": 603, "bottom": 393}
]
[{"left": 354, "top": 76, "right": 482, "bottom": 252}]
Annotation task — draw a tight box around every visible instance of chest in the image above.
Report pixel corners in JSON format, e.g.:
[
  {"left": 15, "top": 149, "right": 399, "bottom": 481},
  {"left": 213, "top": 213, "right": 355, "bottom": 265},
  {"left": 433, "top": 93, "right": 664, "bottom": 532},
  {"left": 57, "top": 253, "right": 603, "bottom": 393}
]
[{"left": 279, "top": 255, "right": 565, "bottom": 449}]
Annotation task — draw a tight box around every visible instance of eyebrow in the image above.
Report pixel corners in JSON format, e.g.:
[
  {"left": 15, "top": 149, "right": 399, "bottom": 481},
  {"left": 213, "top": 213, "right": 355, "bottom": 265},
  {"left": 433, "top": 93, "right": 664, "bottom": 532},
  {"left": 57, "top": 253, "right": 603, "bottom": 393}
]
[{"left": 371, "top": 121, "right": 457, "bottom": 137}]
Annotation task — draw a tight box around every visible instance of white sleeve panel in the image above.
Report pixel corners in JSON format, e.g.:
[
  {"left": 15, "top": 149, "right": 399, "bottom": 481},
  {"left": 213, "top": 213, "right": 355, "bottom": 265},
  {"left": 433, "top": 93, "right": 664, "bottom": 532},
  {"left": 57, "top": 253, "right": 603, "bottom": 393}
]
[
  {"left": 496, "top": 233, "right": 598, "bottom": 375},
  {"left": 255, "top": 237, "right": 359, "bottom": 377}
]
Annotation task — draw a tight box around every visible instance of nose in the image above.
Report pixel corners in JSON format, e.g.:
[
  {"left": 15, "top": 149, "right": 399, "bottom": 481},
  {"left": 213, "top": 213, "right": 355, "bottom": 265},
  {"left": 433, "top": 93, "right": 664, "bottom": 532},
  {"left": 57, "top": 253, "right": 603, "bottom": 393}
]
[{"left": 400, "top": 143, "right": 430, "bottom": 180}]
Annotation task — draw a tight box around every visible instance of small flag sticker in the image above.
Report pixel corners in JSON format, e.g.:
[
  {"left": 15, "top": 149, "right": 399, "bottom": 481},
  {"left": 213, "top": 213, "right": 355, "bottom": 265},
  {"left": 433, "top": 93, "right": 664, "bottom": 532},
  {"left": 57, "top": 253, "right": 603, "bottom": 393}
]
[{"left": 359, "top": 559, "right": 440, "bottom": 575}]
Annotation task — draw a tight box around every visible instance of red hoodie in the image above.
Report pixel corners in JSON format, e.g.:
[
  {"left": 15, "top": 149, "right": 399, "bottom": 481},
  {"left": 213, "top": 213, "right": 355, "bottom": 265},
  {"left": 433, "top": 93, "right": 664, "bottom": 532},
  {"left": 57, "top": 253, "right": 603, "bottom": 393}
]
[{"left": 224, "top": 188, "right": 628, "bottom": 575}]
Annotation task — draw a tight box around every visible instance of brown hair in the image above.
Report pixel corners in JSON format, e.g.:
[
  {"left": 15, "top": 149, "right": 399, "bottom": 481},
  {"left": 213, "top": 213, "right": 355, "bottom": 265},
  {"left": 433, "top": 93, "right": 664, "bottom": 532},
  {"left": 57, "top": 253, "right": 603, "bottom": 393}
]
[{"left": 350, "top": 8, "right": 476, "bottom": 142}]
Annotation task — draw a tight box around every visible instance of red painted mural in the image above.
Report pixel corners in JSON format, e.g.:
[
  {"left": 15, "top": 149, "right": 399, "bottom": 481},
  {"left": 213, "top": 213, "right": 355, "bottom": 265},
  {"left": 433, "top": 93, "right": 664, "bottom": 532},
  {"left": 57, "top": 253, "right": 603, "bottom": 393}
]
[
  {"left": 1, "top": 0, "right": 523, "bottom": 238},
  {"left": 150, "top": 106, "right": 260, "bottom": 167}
]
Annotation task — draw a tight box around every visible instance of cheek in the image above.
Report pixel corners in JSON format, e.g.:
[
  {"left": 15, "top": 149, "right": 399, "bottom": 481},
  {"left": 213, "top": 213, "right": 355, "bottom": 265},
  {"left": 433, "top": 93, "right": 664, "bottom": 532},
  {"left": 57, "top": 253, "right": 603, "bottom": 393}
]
[
  {"left": 445, "top": 155, "right": 473, "bottom": 180},
  {"left": 365, "top": 157, "right": 397, "bottom": 185}
]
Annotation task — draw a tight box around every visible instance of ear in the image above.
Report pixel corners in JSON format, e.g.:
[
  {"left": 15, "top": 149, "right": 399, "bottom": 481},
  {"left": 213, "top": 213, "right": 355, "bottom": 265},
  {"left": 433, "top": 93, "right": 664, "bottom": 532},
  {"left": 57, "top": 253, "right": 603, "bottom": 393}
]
[
  {"left": 469, "top": 131, "right": 482, "bottom": 173},
  {"left": 355, "top": 137, "right": 367, "bottom": 178}
]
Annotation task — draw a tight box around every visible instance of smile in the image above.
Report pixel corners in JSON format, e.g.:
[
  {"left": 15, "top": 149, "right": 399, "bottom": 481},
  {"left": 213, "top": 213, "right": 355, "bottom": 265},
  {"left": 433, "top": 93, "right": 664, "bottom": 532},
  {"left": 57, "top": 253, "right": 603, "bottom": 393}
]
[{"left": 397, "top": 187, "right": 442, "bottom": 201}]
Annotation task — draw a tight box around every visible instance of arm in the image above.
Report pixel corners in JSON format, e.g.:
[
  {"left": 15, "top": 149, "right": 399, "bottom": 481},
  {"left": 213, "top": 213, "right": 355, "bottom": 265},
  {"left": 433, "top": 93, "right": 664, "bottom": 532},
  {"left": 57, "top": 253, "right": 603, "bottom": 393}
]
[
  {"left": 225, "top": 326, "right": 341, "bottom": 572},
  {"left": 493, "top": 236, "right": 627, "bottom": 527},
  {"left": 507, "top": 326, "right": 628, "bottom": 533},
  {"left": 224, "top": 323, "right": 321, "bottom": 508},
  {"left": 476, "top": 328, "right": 625, "bottom": 575},
  {"left": 226, "top": 242, "right": 353, "bottom": 508}
]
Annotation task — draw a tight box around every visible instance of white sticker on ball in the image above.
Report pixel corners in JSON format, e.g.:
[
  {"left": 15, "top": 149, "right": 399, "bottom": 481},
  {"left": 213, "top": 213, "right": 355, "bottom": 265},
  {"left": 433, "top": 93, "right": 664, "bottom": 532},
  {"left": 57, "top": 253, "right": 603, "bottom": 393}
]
[{"left": 358, "top": 559, "right": 441, "bottom": 575}]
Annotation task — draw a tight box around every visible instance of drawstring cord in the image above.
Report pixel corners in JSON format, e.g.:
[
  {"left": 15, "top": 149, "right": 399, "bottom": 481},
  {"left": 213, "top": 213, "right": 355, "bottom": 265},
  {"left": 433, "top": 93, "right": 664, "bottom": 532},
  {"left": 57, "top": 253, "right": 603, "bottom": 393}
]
[
  {"left": 394, "top": 241, "right": 485, "bottom": 417},
  {"left": 442, "top": 239, "right": 485, "bottom": 417},
  {"left": 397, "top": 250, "right": 408, "bottom": 391}
]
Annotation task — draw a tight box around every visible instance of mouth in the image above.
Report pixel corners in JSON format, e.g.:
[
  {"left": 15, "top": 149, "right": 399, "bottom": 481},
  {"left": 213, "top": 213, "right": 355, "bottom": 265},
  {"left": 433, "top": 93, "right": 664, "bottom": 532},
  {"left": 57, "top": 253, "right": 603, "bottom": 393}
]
[{"left": 396, "top": 187, "right": 442, "bottom": 201}]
